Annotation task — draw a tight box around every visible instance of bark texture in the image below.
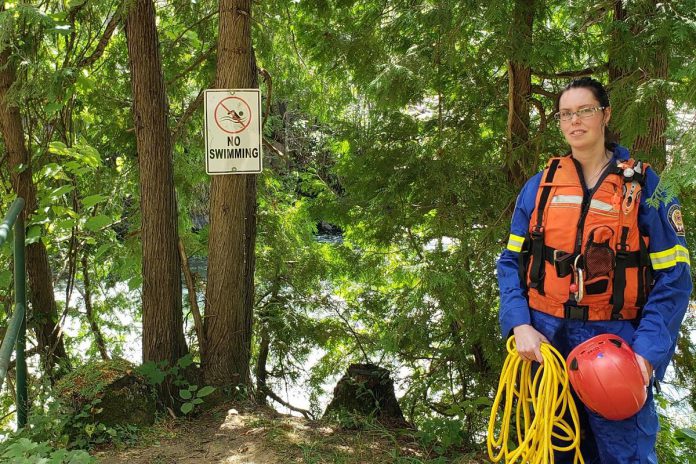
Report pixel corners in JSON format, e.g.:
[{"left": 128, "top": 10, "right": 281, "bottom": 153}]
[
  {"left": 203, "top": 0, "right": 258, "bottom": 388},
  {"left": 608, "top": 0, "right": 629, "bottom": 143},
  {"left": 506, "top": 0, "right": 535, "bottom": 187},
  {"left": 324, "top": 364, "right": 407, "bottom": 427},
  {"left": 631, "top": 0, "right": 668, "bottom": 171},
  {"left": 125, "top": 0, "right": 187, "bottom": 369},
  {"left": 0, "top": 46, "right": 68, "bottom": 378},
  {"left": 608, "top": 0, "right": 628, "bottom": 85}
]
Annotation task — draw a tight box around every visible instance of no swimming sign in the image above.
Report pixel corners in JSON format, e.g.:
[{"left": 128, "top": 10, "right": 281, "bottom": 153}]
[{"left": 204, "top": 89, "right": 262, "bottom": 174}]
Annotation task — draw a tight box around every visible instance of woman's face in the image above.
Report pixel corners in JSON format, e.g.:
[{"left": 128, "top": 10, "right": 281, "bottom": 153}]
[{"left": 558, "top": 87, "right": 611, "bottom": 153}]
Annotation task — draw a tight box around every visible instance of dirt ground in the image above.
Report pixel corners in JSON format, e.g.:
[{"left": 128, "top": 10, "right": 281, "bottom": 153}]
[
  {"left": 95, "top": 404, "right": 283, "bottom": 463},
  {"left": 93, "top": 403, "right": 480, "bottom": 464}
]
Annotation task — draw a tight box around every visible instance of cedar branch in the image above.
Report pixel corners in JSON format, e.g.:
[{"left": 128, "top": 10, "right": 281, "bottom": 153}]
[
  {"left": 532, "top": 65, "right": 607, "bottom": 80},
  {"left": 173, "top": 87, "right": 206, "bottom": 143},
  {"left": 77, "top": 10, "right": 123, "bottom": 68},
  {"left": 529, "top": 96, "right": 547, "bottom": 133},
  {"left": 531, "top": 84, "right": 557, "bottom": 100},
  {"left": 167, "top": 45, "right": 217, "bottom": 85},
  {"left": 262, "top": 137, "right": 288, "bottom": 160},
  {"left": 261, "top": 385, "right": 315, "bottom": 420},
  {"left": 258, "top": 67, "right": 272, "bottom": 128}
]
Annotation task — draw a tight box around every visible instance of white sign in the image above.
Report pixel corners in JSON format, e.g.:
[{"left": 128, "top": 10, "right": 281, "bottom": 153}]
[{"left": 204, "top": 89, "right": 262, "bottom": 174}]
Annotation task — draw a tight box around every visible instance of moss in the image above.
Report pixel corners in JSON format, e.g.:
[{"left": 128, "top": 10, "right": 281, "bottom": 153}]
[
  {"left": 56, "top": 358, "right": 156, "bottom": 427},
  {"left": 56, "top": 358, "right": 136, "bottom": 401}
]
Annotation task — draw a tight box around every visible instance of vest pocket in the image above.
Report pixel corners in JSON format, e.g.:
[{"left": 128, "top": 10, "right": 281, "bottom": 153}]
[
  {"left": 585, "top": 278, "right": 608, "bottom": 295},
  {"left": 584, "top": 226, "right": 615, "bottom": 281}
]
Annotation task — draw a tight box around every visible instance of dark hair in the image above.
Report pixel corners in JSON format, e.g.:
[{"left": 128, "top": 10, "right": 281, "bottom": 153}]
[{"left": 555, "top": 77, "right": 618, "bottom": 150}]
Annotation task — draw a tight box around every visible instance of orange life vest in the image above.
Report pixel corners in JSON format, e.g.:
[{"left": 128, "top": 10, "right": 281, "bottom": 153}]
[{"left": 522, "top": 156, "right": 652, "bottom": 321}]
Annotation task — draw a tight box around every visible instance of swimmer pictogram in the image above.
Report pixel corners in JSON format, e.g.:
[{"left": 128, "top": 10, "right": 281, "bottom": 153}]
[{"left": 214, "top": 96, "right": 252, "bottom": 134}]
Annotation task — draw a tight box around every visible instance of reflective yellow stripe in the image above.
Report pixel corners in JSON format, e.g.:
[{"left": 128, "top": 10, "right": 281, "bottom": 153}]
[
  {"left": 651, "top": 248, "right": 676, "bottom": 259},
  {"left": 507, "top": 233, "right": 525, "bottom": 253},
  {"left": 676, "top": 245, "right": 690, "bottom": 265},
  {"left": 650, "top": 245, "right": 691, "bottom": 270}
]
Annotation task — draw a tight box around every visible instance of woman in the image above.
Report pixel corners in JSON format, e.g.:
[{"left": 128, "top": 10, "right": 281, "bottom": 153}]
[{"left": 497, "top": 77, "right": 692, "bottom": 463}]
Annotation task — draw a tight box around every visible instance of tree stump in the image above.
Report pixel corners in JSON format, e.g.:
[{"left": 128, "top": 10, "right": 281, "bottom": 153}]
[
  {"left": 324, "top": 363, "right": 407, "bottom": 426},
  {"left": 55, "top": 358, "right": 156, "bottom": 427}
]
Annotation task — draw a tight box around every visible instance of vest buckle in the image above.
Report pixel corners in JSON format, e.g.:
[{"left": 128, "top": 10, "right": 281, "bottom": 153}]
[
  {"left": 553, "top": 249, "right": 575, "bottom": 278},
  {"left": 530, "top": 226, "right": 544, "bottom": 240},
  {"left": 616, "top": 244, "right": 630, "bottom": 260},
  {"left": 564, "top": 302, "right": 589, "bottom": 321}
]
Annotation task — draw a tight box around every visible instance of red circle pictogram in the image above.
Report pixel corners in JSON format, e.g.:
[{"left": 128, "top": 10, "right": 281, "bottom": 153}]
[{"left": 214, "top": 96, "right": 252, "bottom": 134}]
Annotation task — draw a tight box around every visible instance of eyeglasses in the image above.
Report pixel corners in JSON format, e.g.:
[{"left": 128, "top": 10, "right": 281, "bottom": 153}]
[{"left": 553, "top": 106, "right": 605, "bottom": 121}]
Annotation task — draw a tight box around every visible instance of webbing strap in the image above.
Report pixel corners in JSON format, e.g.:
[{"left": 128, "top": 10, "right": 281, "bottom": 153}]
[
  {"left": 518, "top": 234, "right": 530, "bottom": 290},
  {"left": 542, "top": 245, "right": 643, "bottom": 268},
  {"left": 636, "top": 235, "right": 651, "bottom": 307},
  {"left": 534, "top": 159, "right": 561, "bottom": 229},
  {"left": 612, "top": 226, "right": 630, "bottom": 318},
  {"left": 529, "top": 159, "right": 561, "bottom": 295},
  {"left": 529, "top": 231, "right": 545, "bottom": 295}
]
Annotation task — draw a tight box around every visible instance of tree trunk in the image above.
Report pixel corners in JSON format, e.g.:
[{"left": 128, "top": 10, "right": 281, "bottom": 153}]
[
  {"left": 506, "top": 0, "right": 535, "bottom": 187},
  {"left": 631, "top": 55, "right": 667, "bottom": 171},
  {"left": 608, "top": 0, "right": 628, "bottom": 84},
  {"left": 0, "top": 47, "right": 69, "bottom": 379},
  {"left": 608, "top": 0, "right": 629, "bottom": 142},
  {"left": 631, "top": 0, "right": 668, "bottom": 171},
  {"left": 125, "top": 0, "right": 187, "bottom": 374},
  {"left": 203, "top": 0, "right": 257, "bottom": 389}
]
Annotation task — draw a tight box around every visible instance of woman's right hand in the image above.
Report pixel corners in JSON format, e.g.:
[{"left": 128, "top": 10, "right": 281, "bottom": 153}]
[{"left": 513, "top": 324, "right": 549, "bottom": 364}]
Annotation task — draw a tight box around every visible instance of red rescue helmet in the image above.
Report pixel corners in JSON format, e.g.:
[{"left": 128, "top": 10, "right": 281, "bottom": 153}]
[{"left": 566, "top": 334, "right": 647, "bottom": 420}]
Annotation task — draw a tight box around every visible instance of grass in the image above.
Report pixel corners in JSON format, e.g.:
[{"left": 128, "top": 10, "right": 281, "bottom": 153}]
[{"left": 244, "top": 410, "right": 483, "bottom": 463}]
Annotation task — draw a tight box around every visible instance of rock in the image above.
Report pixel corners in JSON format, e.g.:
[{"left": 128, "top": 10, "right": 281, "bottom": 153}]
[
  {"left": 317, "top": 221, "right": 342, "bottom": 236},
  {"left": 55, "top": 358, "right": 156, "bottom": 427},
  {"left": 324, "top": 363, "right": 406, "bottom": 425}
]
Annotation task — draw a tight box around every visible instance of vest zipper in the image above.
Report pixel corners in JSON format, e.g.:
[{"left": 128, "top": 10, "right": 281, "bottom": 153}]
[{"left": 571, "top": 157, "right": 614, "bottom": 255}]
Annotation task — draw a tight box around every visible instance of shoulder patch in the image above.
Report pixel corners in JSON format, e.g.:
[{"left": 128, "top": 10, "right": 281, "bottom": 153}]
[{"left": 668, "top": 204, "right": 685, "bottom": 236}]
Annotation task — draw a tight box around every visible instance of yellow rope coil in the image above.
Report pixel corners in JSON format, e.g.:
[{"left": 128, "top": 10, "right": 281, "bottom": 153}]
[{"left": 487, "top": 336, "right": 584, "bottom": 464}]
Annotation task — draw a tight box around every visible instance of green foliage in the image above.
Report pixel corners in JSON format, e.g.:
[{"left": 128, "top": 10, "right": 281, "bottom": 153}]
[
  {"left": 139, "top": 354, "right": 194, "bottom": 388},
  {"left": 324, "top": 407, "right": 379, "bottom": 430},
  {"left": 0, "top": 0, "right": 694, "bottom": 460},
  {"left": 0, "top": 437, "right": 95, "bottom": 464},
  {"left": 0, "top": 389, "right": 130, "bottom": 460},
  {"left": 255, "top": 0, "right": 696, "bottom": 456},
  {"left": 179, "top": 385, "right": 216, "bottom": 415},
  {"left": 656, "top": 406, "right": 696, "bottom": 463},
  {"left": 52, "top": 359, "right": 152, "bottom": 448},
  {"left": 415, "top": 417, "right": 468, "bottom": 456},
  {"left": 61, "top": 399, "right": 139, "bottom": 449},
  {"left": 139, "top": 354, "right": 215, "bottom": 415}
]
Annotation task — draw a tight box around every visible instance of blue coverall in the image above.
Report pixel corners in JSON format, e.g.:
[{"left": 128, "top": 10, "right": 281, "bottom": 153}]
[{"left": 497, "top": 144, "right": 692, "bottom": 463}]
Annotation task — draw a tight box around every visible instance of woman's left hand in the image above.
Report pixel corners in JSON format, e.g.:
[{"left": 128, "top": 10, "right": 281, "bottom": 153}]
[{"left": 635, "top": 353, "right": 653, "bottom": 386}]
